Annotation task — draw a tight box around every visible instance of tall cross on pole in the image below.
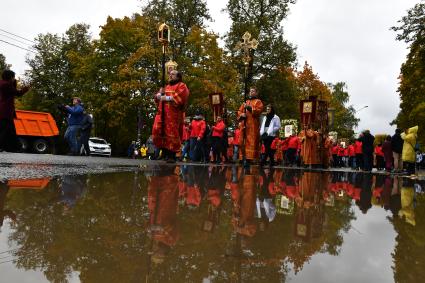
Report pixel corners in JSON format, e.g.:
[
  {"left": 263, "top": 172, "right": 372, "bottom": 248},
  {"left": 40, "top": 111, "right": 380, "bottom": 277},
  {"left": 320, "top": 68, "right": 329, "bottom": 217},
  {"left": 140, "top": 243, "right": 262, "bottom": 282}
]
[
  {"left": 235, "top": 31, "right": 259, "bottom": 78},
  {"left": 234, "top": 31, "right": 258, "bottom": 102},
  {"left": 234, "top": 31, "right": 259, "bottom": 167}
]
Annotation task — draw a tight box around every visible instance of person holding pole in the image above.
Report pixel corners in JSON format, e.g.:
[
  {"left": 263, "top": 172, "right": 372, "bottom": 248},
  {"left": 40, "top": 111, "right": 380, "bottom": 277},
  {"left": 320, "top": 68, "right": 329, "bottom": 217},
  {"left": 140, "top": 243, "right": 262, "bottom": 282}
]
[
  {"left": 152, "top": 70, "right": 189, "bottom": 163},
  {"left": 237, "top": 87, "right": 263, "bottom": 168},
  {"left": 152, "top": 23, "right": 189, "bottom": 163}
]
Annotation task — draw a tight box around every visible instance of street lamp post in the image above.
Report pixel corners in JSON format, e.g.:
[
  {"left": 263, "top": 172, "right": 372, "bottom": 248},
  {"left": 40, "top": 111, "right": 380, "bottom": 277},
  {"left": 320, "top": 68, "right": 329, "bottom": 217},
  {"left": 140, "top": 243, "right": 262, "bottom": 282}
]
[{"left": 355, "top": 105, "right": 368, "bottom": 113}]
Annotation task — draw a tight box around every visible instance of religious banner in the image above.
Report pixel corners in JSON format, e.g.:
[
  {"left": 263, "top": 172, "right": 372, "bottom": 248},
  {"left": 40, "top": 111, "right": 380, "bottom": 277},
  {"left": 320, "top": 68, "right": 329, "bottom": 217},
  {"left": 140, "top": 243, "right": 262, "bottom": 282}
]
[
  {"left": 299, "top": 96, "right": 329, "bottom": 130},
  {"left": 281, "top": 119, "right": 298, "bottom": 137},
  {"left": 209, "top": 92, "right": 224, "bottom": 122},
  {"left": 284, "top": 125, "right": 293, "bottom": 137},
  {"left": 300, "top": 97, "right": 317, "bottom": 127}
]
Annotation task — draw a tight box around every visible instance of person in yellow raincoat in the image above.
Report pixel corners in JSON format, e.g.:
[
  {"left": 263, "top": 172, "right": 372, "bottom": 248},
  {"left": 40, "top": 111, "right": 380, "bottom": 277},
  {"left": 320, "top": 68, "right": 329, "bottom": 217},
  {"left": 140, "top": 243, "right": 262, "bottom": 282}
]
[
  {"left": 401, "top": 125, "right": 418, "bottom": 175},
  {"left": 399, "top": 181, "right": 415, "bottom": 226},
  {"left": 140, "top": 144, "right": 148, "bottom": 158}
]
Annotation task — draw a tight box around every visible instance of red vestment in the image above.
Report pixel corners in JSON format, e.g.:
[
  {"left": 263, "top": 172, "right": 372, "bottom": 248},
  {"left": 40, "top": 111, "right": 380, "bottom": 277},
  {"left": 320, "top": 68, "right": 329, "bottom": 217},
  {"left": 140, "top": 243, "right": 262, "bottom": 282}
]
[
  {"left": 238, "top": 98, "right": 264, "bottom": 161},
  {"left": 148, "top": 174, "right": 179, "bottom": 247},
  {"left": 300, "top": 129, "right": 319, "bottom": 165},
  {"left": 233, "top": 172, "right": 257, "bottom": 237},
  {"left": 152, "top": 82, "right": 189, "bottom": 152}
]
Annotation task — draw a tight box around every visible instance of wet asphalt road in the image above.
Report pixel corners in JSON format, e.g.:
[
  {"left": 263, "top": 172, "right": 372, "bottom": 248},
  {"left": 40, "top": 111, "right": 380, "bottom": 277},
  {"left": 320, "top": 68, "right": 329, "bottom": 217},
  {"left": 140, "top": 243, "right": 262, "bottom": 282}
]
[
  {"left": 2, "top": 152, "right": 424, "bottom": 181},
  {"left": 0, "top": 152, "right": 151, "bottom": 181}
]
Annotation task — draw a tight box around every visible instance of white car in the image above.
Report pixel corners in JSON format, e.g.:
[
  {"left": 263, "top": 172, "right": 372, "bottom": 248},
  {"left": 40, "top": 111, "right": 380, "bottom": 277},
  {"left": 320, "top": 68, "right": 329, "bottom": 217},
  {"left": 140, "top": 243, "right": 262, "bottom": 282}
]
[{"left": 88, "top": 137, "right": 112, "bottom": 157}]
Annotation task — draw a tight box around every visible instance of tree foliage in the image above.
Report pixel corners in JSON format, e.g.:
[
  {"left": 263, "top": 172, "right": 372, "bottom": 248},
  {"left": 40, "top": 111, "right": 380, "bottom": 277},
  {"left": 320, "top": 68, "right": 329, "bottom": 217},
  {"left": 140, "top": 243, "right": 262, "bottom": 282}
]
[
  {"left": 328, "top": 82, "right": 359, "bottom": 139},
  {"left": 0, "top": 53, "right": 9, "bottom": 70},
  {"left": 392, "top": 1, "right": 425, "bottom": 147},
  {"left": 225, "top": 0, "right": 297, "bottom": 89},
  {"left": 16, "top": 0, "right": 360, "bottom": 154}
]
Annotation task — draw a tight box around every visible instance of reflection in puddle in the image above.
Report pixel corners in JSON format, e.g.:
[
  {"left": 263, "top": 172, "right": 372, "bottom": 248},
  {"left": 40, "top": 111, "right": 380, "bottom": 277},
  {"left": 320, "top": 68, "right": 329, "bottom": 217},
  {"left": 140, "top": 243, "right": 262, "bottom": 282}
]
[{"left": 0, "top": 166, "right": 424, "bottom": 282}]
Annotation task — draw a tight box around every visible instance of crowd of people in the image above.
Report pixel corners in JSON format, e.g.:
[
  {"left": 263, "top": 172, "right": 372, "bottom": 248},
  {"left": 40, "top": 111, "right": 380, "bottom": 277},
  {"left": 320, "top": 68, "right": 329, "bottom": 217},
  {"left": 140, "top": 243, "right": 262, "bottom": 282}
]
[
  {"left": 149, "top": 69, "right": 421, "bottom": 175},
  {"left": 1, "top": 68, "right": 421, "bottom": 176}
]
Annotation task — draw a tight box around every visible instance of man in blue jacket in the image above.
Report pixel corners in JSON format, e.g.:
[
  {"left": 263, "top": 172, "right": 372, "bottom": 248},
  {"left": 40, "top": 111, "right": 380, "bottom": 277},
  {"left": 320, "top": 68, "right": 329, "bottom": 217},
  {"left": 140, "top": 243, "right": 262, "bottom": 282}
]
[{"left": 63, "top": 97, "right": 84, "bottom": 155}]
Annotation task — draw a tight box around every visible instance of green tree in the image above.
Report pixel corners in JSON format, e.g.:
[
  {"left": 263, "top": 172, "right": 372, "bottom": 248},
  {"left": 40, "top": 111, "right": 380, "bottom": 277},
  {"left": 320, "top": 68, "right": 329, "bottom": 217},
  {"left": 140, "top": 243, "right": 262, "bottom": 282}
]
[
  {"left": 69, "top": 15, "right": 158, "bottom": 153},
  {"left": 0, "top": 53, "right": 10, "bottom": 70},
  {"left": 328, "top": 82, "right": 359, "bottom": 139},
  {"left": 22, "top": 24, "right": 92, "bottom": 131},
  {"left": 256, "top": 66, "right": 300, "bottom": 120},
  {"left": 141, "top": 1, "right": 240, "bottom": 120},
  {"left": 141, "top": 0, "right": 211, "bottom": 58},
  {"left": 391, "top": 1, "right": 425, "bottom": 147},
  {"left": 225, "top": 0, "right": 297, "bottom": 89}
]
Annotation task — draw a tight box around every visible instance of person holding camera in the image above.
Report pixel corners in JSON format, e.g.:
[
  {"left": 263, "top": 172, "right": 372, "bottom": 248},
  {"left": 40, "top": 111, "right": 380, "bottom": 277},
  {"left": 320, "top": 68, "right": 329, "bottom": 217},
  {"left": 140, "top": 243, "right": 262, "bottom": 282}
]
[
  {"left": 0, "top": 70, "right": 30, "bottom": 152},
  {"left": 259, "top": 105, "right": 281, "bottom": 167},
  {"left": 59, "top": 97, "right": 84, "bottom": 155}
]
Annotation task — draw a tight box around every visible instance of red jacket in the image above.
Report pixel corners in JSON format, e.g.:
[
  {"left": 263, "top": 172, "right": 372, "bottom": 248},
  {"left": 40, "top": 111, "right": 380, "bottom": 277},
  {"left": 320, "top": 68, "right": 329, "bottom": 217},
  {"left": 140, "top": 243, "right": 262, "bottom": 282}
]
[
  {"left": 348, "top": 145, "right": 355, "bottom": 157},
  {"left": 271, "top": 137, "right": 279, "bottom": 150},
  {"left": 233, "top": 128, "right": 241, "bottom": 145},
  {"left": 332, "top": 145, "right": 339, "bottom": 155},
  {"left": 354, "top": 141, "right": 363, "bottom": 154},
  {"left": 212, "top": 120, "right": 225, "bottom": 138},
  {"left": 287, "top": 135, "right": 299, "bottom": 149},
  {"left": 190, "top": 119, "right": 206, "bottom": 139},
  {"left": 281, "top": 138, "right": 289, "bottom": 151},
  {"left": 182, "top": 124, "right": 190, "bottom": 141},
  {"left": 374, "top": 146, "right": 384, "bottom": 157}
]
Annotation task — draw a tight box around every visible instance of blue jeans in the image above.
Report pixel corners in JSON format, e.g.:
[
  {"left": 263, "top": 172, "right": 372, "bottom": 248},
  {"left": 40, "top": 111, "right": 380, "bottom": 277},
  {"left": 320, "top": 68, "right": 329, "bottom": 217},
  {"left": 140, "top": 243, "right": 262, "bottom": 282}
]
[
  {"left": 64, "top": 125, "right": 81, "bottom": 154},
  {"left": 190, "top": 138, "right": 201, "bottom": 161},
  {"left": 182, "top": 140, "right": 190, "bottom": 158},
  {"left": 233, "top": 145, "right": 239, "bottom": 161}
]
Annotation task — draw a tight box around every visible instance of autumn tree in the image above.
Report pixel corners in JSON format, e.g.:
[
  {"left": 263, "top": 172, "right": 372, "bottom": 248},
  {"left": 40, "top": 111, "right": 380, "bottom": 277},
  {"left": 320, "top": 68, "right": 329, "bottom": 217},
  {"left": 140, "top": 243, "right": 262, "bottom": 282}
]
[
  {"left": 295, "top": 62, "right": 358, "bottom": 139},
  {"left": 140, "top": 0, "right": 240, "bottom": 121},
  {"left": 256, "top": 66, "right": 300, "bottom": 120},
  {"left": 22, "top": 24, "right": 92, "bottom": 130},
  {"left": 0, "top": 53, "right": 9, "bottom": 70},
  {"left": 296, "top": 62, "right": 331, "bottom": 101},
  {"left": 392, "top": 1, "right": 425, "bottom": 147},
  {"left": 328, "top": 82, "right": 359, "bottom": 139},
  {"left": 69, "top": 15, "right": 158, "bottom": 152},
  {"left": 225, "top": 0, "right": 297, "bottom": 92}
]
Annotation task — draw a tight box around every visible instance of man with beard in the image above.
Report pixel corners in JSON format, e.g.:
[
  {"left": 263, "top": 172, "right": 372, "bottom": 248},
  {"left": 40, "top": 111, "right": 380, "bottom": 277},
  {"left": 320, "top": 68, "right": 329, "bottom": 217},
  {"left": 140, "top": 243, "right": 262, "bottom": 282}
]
[
  {"left": 238, "top": 87, "right": 264, "bottom": 168},
  {"left": 152, "top": 70, "right": 190, "bottom": 163}
]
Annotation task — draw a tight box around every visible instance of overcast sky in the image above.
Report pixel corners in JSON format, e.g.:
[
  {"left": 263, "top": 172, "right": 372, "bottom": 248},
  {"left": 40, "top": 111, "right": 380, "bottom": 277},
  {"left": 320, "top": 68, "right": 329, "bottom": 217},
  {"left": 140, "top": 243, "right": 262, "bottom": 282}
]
[{"left": 0, "top": 0, "right": 418, "bottom": 134}]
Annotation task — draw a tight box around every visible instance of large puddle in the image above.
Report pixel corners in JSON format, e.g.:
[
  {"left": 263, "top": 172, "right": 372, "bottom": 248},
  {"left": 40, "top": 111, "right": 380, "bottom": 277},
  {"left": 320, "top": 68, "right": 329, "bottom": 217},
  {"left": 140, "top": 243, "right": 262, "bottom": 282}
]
[{"left": 0, "top": 165, "right": 424, "bottom": 282}]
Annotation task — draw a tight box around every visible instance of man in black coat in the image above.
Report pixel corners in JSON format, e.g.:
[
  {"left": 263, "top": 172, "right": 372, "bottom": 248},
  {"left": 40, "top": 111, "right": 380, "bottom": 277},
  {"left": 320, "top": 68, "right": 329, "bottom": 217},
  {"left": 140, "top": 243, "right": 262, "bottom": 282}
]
[
  {"left": 359, "top": 130, "right": 375, "bottom": 171},
  {"left": 391, "top": 129, "right": 404, "bottom": 172},
  {"left": 0, "top": 70, "right": 29, "bottom": 152}
]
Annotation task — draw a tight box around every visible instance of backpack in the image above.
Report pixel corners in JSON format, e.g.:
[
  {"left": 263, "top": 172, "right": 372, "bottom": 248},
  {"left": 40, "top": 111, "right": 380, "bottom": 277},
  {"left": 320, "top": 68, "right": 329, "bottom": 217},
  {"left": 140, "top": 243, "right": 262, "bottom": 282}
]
[{"left": 414, "top": 142, "right": 420, "bottom": 152}]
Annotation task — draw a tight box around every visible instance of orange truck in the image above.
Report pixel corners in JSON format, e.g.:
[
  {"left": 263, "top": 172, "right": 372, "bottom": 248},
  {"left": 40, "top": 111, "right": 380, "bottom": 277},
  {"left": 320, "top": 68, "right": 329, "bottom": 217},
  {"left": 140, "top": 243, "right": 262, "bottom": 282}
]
[
  {"left": 7, "top": 178, "right": 51, "bottom": 190},
  {"left": 14, "top": 110, "right": 59, "bottom": 154}
]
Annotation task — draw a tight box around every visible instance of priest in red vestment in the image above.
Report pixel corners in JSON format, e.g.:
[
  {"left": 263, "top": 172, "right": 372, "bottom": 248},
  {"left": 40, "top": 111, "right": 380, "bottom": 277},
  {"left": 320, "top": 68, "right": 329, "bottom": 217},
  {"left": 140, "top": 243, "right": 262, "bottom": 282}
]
[
  {"left": 237, "top": 87, "right": 264, "bottom": 167},
  {"left": 152, "top": 70, "right": 189, "bottom": 162}
]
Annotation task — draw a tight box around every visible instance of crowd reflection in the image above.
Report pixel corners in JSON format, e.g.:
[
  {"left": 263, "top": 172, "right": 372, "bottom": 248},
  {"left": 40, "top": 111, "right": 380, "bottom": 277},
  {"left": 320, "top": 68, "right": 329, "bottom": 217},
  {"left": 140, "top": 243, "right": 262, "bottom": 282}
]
[
  {"left": 144, "top": 165, "right": 424, "bottom": 267},
  {"left": 0, "top": 167, "right": 423, "bottom": 282}
]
